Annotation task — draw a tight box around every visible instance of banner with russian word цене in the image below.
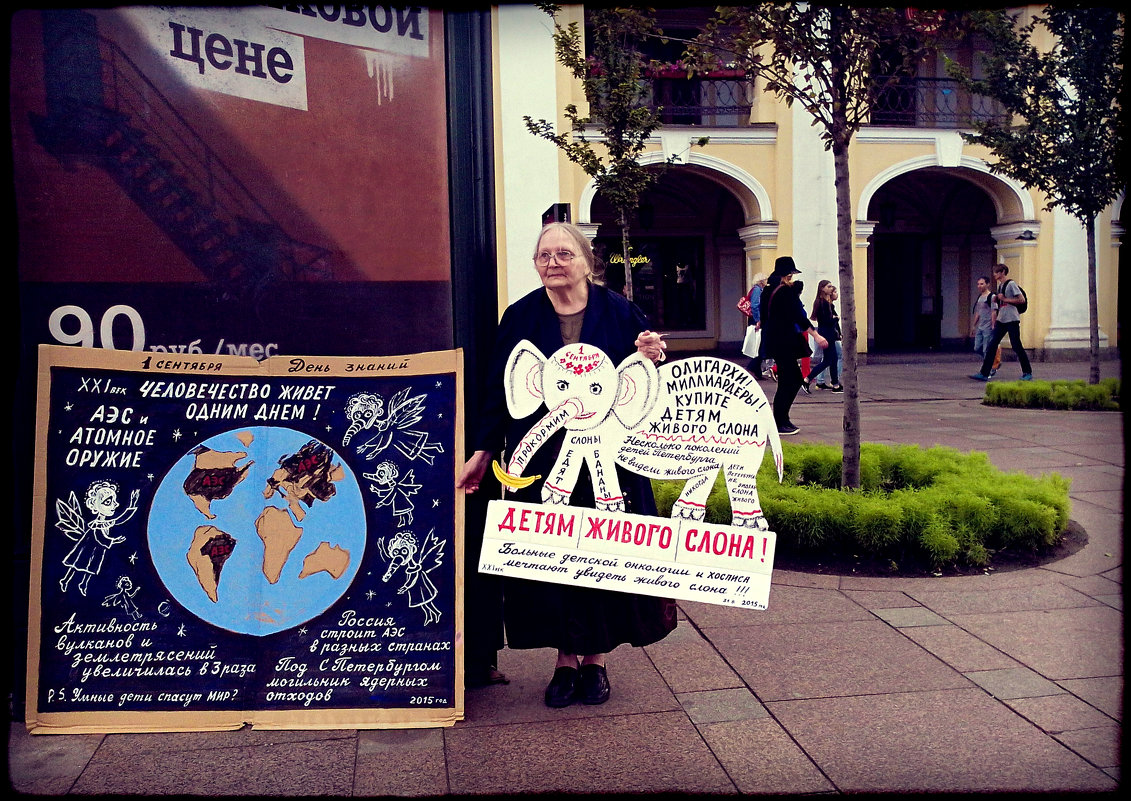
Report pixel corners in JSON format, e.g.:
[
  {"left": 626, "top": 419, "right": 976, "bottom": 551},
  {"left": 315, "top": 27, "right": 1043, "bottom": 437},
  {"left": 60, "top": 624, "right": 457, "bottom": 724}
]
[{"left": 26, "top": 345, "right": 462, "bottom": 734}]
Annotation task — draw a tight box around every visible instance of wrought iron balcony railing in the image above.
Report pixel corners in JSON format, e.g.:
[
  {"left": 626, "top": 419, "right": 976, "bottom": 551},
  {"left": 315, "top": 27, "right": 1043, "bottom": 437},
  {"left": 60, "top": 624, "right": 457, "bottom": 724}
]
[
  {"left": 871, "top": 76, "right": 1009, "bottom": 128},
  {"left": 641, "top": 74, "right": 1006, "bottom": 130},
  {"left": 645, "top": 75, "right": 754, "bottom": 126}
]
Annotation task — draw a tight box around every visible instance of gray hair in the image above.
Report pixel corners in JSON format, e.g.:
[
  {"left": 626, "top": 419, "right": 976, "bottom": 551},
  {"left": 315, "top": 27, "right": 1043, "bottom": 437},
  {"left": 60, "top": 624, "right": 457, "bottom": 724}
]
[{"left": 534, "top": 222, "right": 605, "bottom": 285}]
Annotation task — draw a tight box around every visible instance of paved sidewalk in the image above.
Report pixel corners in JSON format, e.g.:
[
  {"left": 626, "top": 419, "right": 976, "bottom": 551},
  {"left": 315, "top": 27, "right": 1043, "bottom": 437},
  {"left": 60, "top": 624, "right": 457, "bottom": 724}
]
[{"left": 9, "top": 356, "right": 1122, "bottom": 794}]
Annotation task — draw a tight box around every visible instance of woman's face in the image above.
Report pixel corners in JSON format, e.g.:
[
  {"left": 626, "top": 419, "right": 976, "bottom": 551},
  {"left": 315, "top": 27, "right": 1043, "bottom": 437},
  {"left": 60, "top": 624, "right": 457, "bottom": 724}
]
[{"left": 535, "top": 228, "right": 589, "bottom": 293}]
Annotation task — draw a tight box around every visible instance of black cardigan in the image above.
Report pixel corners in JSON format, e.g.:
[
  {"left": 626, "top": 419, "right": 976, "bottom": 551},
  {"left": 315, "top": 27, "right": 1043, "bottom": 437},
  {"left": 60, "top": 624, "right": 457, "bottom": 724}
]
[
  {"left": 762, "top": 282, "right": 814, "bottom": 359},
  {"left": 471, "top": 283, "right": 657, "bottom": 515}
]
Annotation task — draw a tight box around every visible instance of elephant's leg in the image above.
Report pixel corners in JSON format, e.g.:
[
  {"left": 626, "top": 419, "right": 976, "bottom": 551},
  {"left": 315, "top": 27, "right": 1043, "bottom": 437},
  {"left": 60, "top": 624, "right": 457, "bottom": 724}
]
[
  {"left": 673, "top": 471, "right": 714, "bottom": 520},
  {"left": 588, "top": 449, "right": 626, "bottom": 512},
  {"left": 542, "top": 447, "right": 583, "bottom": 505},
  {"left": 723, "top": 462, "right": 768, "bottom": 530}
]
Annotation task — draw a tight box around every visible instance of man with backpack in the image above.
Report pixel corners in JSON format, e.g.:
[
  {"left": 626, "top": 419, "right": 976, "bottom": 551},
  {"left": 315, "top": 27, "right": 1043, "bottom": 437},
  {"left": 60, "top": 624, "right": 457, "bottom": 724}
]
[{"left": 970, "top": 263, "right": 1032, "bottom": 381}]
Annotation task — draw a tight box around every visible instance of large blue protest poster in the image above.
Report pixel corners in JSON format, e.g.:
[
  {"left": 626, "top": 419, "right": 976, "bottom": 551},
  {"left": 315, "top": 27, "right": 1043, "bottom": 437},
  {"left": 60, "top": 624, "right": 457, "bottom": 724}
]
[{"left": 27, "top": 345, "right": 463, "bottom": 732}]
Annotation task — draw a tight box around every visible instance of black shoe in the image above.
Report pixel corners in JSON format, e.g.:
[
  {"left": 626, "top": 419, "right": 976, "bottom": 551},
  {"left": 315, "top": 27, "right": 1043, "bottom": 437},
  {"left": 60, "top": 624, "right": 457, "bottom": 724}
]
[
  {"left": 578, "top": 663, "right": 610, "bottom": 705},
  {"left": 466, "top": 665, "right": 509, "bottom": 689},
  {"left": 830, "top": 385, "right": 843, "bottom": 393},
  {"left": 778, "top": 423, "right": 800, "bottom": 436},
  {"left": 544, "top": 666, "right": 578, "bottom": 708},
  {"left": 800, "top": 380, "right": 811, "bottom": 396}
]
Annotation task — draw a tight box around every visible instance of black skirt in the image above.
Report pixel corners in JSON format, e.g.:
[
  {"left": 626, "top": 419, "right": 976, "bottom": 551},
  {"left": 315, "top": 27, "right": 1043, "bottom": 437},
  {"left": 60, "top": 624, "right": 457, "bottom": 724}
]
[{"left": 500, "top": 463, "right": 677, "bottom": 654}]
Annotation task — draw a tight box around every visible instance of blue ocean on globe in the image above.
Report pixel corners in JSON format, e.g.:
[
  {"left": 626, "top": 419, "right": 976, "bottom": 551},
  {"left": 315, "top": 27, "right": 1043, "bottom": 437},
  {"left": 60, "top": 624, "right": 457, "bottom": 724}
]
[{"left": 148, "top": 426, "right": 366, "bottom": 636}]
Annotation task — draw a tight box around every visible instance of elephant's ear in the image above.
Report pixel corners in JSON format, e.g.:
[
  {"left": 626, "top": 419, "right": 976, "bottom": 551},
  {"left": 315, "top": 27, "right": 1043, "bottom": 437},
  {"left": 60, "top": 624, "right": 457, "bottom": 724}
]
[
  {"left": 611, "top": 353, "right": 660, "bottom": 429},
  {"left": 504, "top": 340, "right": 547, "bottom": 418}
]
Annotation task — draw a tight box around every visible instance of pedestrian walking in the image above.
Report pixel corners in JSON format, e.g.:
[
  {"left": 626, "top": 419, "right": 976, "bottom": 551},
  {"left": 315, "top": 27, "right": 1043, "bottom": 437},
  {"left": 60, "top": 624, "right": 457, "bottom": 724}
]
[
  {"left": 803, "top": 280, "right": 843, "bottom": 393},
  {"left": 970, "top": 263, "right": 1032, "bottom": 381},
  {"left": 761, "top": 256, "right": 826, "bottom": 435}
]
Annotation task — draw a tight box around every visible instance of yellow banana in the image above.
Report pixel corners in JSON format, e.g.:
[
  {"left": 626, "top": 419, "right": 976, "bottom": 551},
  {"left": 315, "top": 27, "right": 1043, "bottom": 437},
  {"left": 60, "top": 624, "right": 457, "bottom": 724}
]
[{"left": 492, "top": 459, "right": 540, "bottom": 490}]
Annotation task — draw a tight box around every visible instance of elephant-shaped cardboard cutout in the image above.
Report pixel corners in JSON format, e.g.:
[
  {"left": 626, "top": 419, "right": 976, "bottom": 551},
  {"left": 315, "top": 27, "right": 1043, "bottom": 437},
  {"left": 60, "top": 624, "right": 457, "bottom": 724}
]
[{"left": 498, "top": 340, "right": 783, "bottom": 530}]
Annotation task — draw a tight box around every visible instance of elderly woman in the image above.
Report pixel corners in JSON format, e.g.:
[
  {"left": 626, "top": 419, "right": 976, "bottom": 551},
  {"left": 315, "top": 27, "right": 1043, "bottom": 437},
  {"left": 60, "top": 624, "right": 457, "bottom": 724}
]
[
  {"left": 744, "top": 271, "right": 769, "bottom": 377},
  {"left": 457, "top": 222, "right": 676, "bottom": 708}
]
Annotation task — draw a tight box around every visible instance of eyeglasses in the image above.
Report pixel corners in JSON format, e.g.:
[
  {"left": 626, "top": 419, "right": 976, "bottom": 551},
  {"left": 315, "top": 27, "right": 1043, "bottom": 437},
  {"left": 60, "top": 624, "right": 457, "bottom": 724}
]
[{"left": 535, "top": 250, "right": 576, "bottom": 266}]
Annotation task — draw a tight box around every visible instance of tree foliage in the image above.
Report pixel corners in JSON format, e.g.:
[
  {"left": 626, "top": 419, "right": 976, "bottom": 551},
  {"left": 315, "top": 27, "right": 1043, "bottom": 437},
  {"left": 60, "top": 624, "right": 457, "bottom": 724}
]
[
  {"left": 524, "top": 4, "right": 702, "bottom": 301},
  {"left": 950, "top": 7, "right": 1124, "bottom": 222},
  {"left": 695, "top": 5, "right": 936, "bottom": 150},
  {"left": 947, "top": 6, "right": 1125, "bottom": 383},
  {"left": 693, "top": 5, "right": 952, "bottom": 489}
]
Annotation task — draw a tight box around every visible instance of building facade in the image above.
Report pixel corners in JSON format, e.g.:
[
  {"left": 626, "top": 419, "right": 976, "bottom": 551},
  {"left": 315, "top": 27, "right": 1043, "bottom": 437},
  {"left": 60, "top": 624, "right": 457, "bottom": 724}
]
[{"left": 491, "top": 4, "right": 1122, "bottom": 359}]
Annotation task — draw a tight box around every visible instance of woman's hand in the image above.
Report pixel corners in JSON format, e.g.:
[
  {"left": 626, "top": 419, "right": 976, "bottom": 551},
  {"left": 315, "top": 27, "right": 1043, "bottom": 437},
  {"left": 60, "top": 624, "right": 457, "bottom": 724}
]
[
  {"left": 635, "top": 330, "right": 667, "bottom": 363},
  {"left": 813, "top": 332, "right": 829, "bottom": 350},
  {"left": 457, "top": 450, "right": 492, "bottom": 494}
]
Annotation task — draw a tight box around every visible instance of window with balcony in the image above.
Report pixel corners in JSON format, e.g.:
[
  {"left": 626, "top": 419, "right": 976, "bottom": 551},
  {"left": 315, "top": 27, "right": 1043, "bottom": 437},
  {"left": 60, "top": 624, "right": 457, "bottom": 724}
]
[{"left": 586, "top": 8, "right": 754, "bottom": 128}]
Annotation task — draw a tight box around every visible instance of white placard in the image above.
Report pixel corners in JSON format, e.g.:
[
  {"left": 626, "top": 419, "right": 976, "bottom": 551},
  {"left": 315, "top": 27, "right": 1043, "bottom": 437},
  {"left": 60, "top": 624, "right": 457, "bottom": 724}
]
[{"left": 480, "top": 500, "right": 776, "bottom": 609}]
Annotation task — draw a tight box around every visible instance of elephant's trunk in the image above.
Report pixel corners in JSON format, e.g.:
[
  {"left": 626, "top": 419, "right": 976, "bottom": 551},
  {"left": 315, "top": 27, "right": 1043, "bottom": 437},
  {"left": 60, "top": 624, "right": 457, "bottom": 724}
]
[
  {"left": 342, "top": 419, "right": 364, "bottom": 445},
  {"left": 506, "top": 398, "right": 583, "bottom": 479}
]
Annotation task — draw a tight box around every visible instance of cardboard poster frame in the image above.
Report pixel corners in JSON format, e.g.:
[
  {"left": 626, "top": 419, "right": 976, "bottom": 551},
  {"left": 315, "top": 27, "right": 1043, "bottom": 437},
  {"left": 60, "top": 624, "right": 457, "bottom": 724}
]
[{"left": 26, "top": 345, "right": 464, "bottom": 733}]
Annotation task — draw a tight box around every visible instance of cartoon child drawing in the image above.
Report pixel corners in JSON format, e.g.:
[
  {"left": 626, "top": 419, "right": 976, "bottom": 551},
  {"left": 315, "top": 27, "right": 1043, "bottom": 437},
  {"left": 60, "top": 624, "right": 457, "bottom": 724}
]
[
  {"left": 362, "top": 460, "right": 420, "bottom": 527},
  {"left": 56, "top": 481, "right": 139, "bottom": 596},
  {"left": 103, "top": 575, "right": 143, "bottom": 620},
  {"left": 342, "top": 389, "right": 445, "bottom": 464},
  {"left": 376, "top": 529, "right": 444, "bottom": 625}
]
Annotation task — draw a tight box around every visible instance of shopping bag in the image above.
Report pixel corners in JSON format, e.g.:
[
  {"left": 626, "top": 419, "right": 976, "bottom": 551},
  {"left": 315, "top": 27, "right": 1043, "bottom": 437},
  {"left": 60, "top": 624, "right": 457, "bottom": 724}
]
[{"left": 741, "top": 326, "right": 760, "bottom": 358}]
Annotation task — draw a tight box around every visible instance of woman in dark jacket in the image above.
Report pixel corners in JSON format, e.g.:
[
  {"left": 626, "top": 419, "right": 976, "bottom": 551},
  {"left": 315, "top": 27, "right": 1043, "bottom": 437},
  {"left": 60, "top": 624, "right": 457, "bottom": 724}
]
[
  {"left": 761, "top": 257, "right": 826, "bottom": 435},
  {"left": 457, "top": 222, "right": 675, "bottom": 709},
  {"left": 804, "top": 280, "right": 843, "bottom": 393}
]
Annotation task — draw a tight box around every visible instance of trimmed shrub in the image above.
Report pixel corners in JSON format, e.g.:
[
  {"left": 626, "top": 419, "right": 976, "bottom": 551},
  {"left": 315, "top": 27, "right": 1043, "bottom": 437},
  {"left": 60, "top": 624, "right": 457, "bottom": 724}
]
[
  {"left": 984, "top": 378, "right": 1120, "bottom": 411},
  {"left": 851, "top": 495, "right": 903, "bottom": 551},
  {"left": 653, "top": 441, "right": 1071, "bottom": 571}
]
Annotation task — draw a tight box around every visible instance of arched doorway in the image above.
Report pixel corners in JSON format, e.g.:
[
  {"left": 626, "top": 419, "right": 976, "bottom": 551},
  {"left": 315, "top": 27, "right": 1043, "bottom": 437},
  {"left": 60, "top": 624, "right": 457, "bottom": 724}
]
[
  {"left": 867, "top": 168, "right": 998, "bottom": 352},
  {"left": 588, "top": 167, "right": 748, "bottom": 349}
]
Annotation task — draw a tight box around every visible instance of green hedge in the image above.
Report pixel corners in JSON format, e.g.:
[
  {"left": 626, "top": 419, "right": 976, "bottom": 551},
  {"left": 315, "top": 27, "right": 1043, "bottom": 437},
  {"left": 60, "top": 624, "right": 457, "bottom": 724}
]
[
  {"left": 652, "top": 442, "right": 1071, "bottom": 570},
  {"left": 983, "top": 378, "right": 1120, "bottom": 410}
]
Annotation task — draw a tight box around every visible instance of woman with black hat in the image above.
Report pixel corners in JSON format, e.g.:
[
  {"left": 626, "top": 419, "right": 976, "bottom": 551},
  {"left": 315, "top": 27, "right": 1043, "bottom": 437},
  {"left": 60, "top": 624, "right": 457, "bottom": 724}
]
[{"left": 759, "top": 256, "right": 827, "bottom": 435}]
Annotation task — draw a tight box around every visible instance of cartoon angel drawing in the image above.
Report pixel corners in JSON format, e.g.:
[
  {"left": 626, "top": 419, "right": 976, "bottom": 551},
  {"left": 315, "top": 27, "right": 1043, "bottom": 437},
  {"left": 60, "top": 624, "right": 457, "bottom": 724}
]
[
  {"left": 341, "top": 389, "right": 445, "bottom": 464},
  {"left": 56, "top": 481, "right": 139, "bottom": 596},
  {"left": 362, "top": 460, "right": 420, "bottom": 526},
  {"left": 103, "top": 575, "right": 143, "bottom": 620},
  {"left": 376, "top": 529, "right": 445, "bottom": 625}
]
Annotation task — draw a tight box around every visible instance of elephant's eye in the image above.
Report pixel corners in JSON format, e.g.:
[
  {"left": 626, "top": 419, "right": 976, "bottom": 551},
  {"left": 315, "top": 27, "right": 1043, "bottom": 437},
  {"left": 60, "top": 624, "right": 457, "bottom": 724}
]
[
  {"left": 556, "top": 380, "right": 569, "bottom": 391},
  {"left": 589, "top": 383, "right": 602, "bottom": 395}
]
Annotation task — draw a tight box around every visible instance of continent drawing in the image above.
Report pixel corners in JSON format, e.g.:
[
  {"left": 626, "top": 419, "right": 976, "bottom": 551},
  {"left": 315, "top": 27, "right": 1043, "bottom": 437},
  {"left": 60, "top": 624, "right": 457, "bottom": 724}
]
[
  {"left": 182, "top": 446, "right": 253, "bottom": 519},
  {"left": 299, "top": 542, "right": 352, "bottom": 580},
  {"left": 263, "top": 439, "right": 344, "bottom": 522},
  {"left": 187, "top": 525, "right": 237, "bottom": 603},
  {"left": 256, "top": 507, "right": 303, "bottom": 584},
  {"left": 150, "top": 426, "right": 366, "bottom": 636}
]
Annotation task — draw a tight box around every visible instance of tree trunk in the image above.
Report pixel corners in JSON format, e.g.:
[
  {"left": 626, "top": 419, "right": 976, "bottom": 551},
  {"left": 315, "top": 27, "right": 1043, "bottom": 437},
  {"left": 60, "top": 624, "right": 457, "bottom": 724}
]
[
  {"left": 833, "top": 139, "right": 861, "bottom": 490},
  {"left": 1086, "top": 214, "right": 1100, "bottom": 384},
  {"left": 620, "top": 211, "right": 634, "bottom": 303}
]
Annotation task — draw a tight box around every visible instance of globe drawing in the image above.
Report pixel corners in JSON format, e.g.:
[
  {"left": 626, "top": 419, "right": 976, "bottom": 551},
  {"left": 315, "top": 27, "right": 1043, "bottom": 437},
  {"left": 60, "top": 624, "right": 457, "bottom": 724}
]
[{"left": 148, "top": 426, "right": 366, "bottom": 636}]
